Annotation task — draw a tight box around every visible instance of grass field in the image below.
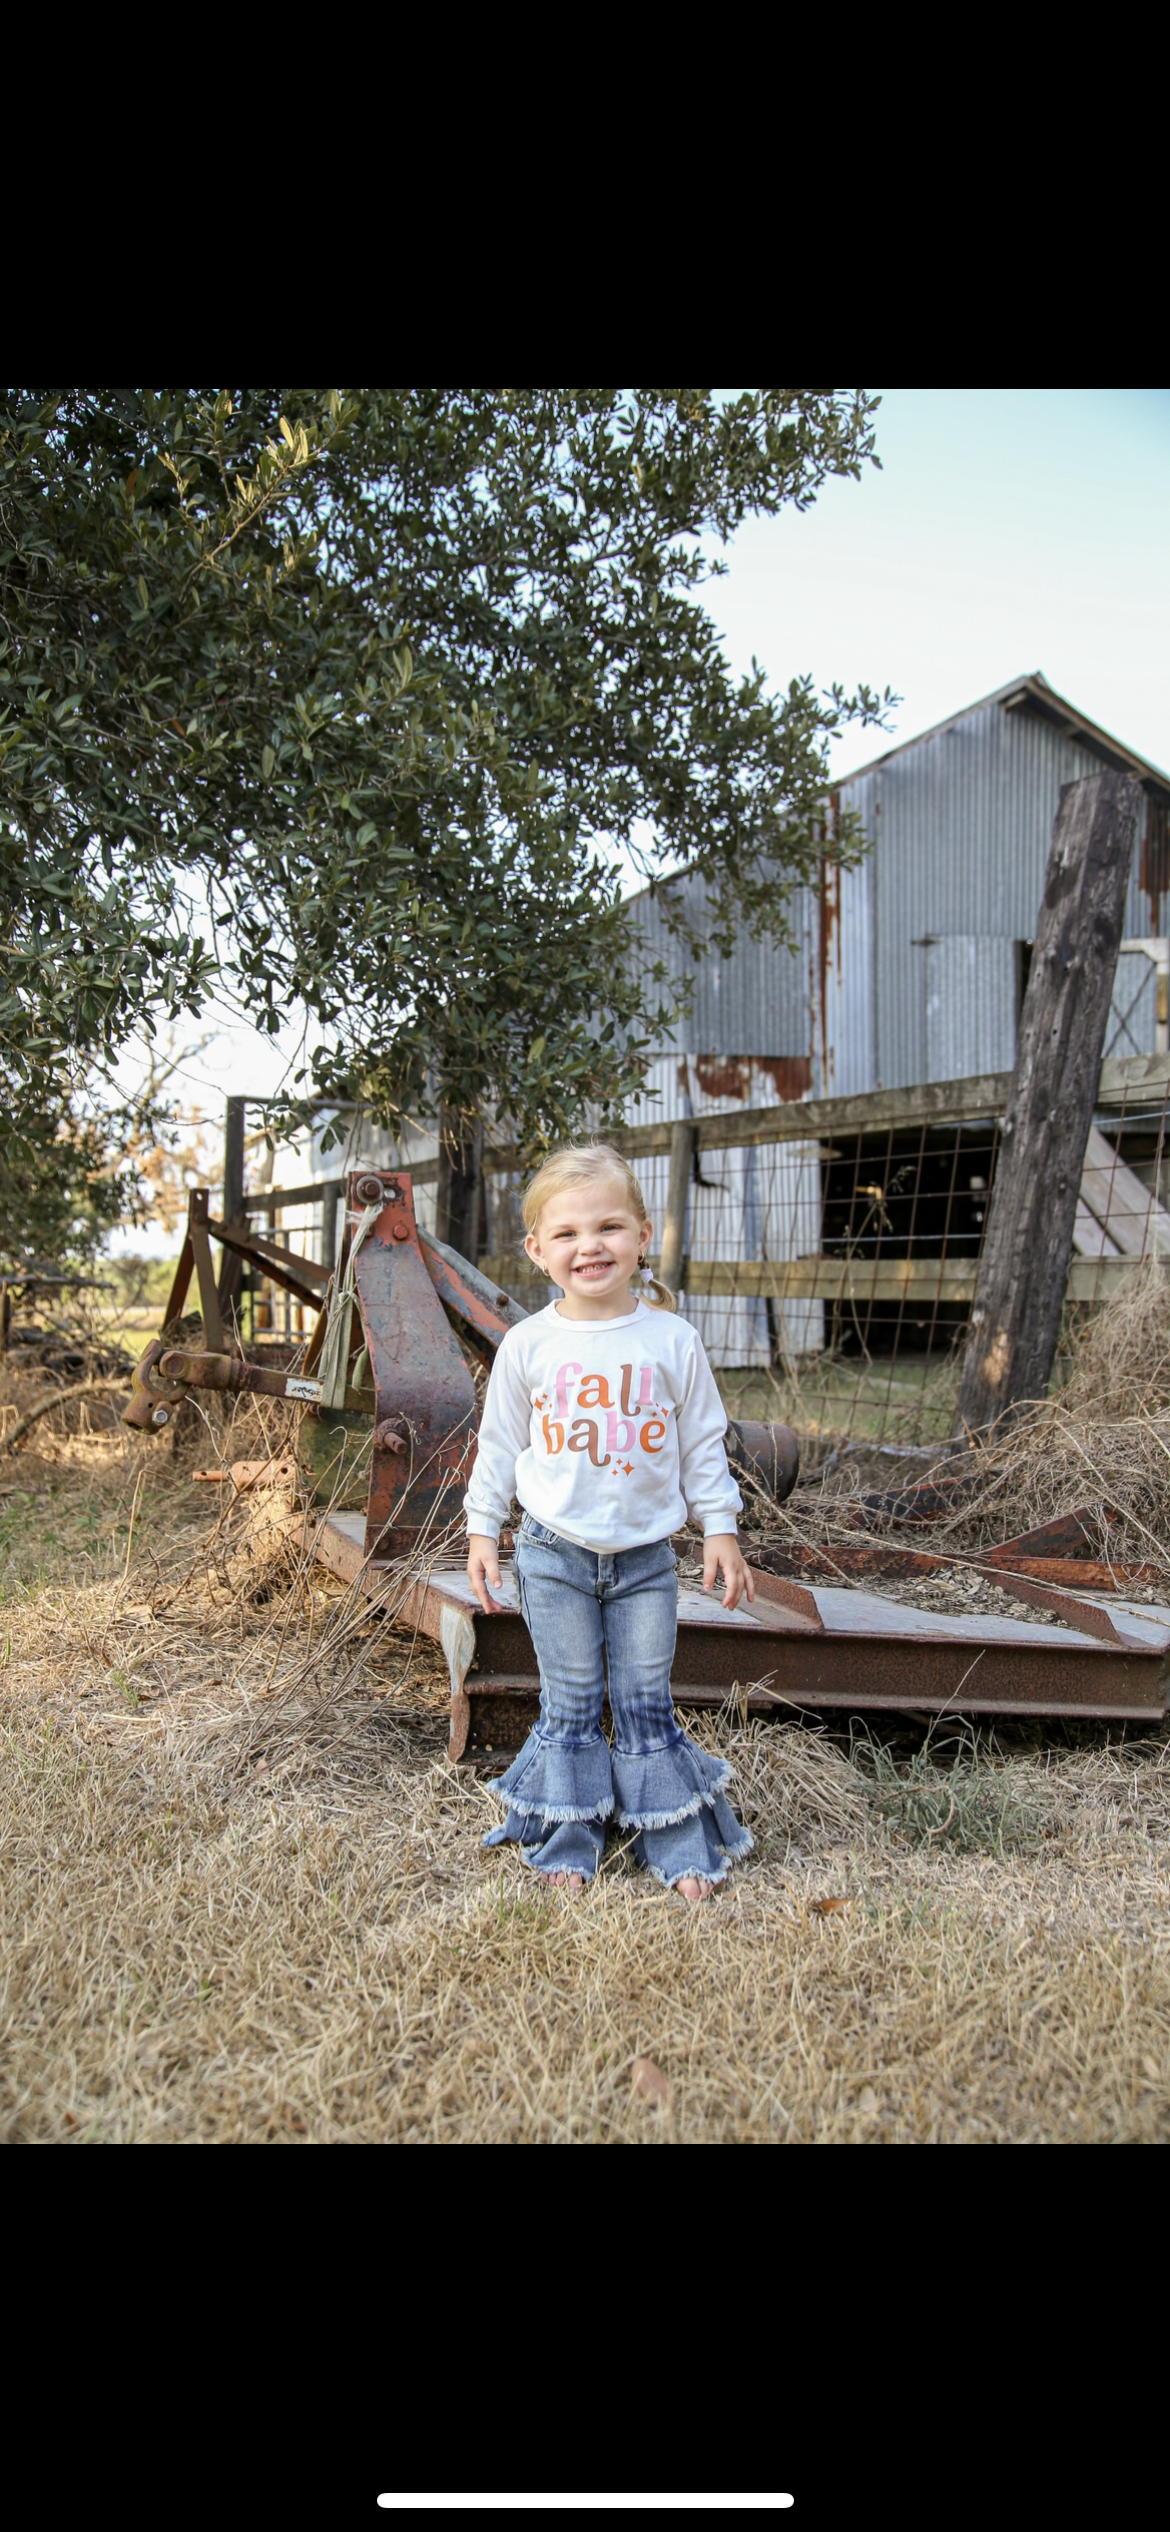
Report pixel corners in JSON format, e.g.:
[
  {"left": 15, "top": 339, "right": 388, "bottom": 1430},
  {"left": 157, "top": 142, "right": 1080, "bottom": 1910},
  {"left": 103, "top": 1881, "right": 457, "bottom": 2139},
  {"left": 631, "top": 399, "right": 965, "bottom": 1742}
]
[
  {"left": 718, "top": 1351, "right": 966, "bottom": 1451},
  {"left": 3, "top": 1373, "right": 1170, "bottom": 2144}
]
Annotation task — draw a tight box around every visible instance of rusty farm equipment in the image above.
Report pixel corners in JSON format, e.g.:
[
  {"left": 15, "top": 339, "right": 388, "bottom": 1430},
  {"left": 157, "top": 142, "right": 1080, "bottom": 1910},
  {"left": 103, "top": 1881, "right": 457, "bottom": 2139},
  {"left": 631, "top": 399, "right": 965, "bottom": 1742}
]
[{"left": 124, "top": 1172, "right": 1170, "bottom": 1752}]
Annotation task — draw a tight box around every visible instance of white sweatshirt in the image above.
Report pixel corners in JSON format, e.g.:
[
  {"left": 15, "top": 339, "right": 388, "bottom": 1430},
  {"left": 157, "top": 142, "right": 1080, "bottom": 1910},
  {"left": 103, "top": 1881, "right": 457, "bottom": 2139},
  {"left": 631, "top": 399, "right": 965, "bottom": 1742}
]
[{"left": 463, "top": 1299, "right": 742, "bottom": 1551}]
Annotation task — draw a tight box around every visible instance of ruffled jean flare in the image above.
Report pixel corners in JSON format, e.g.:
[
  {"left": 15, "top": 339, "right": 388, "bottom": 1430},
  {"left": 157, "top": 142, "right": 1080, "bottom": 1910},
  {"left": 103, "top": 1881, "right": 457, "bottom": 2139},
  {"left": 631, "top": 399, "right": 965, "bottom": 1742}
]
[{"left": 483, "top": 1518, "right": 753, "bottom": 1888}]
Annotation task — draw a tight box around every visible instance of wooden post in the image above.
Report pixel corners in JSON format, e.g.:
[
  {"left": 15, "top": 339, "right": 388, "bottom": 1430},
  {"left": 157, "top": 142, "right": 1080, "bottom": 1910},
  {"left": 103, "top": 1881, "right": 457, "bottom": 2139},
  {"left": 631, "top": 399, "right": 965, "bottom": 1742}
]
[
  {"left": 436, "top": 1110, "right": 482, "bottom": 1261},
  {"left": 217, "top": 1095, "right": 247, "bottom": 1323},
  {"left": 659, "top": 1120, "right": 696, "bottom": 1295},
  {"left": 955, "top": 770, "right": 1141, "bottom": 1434}
]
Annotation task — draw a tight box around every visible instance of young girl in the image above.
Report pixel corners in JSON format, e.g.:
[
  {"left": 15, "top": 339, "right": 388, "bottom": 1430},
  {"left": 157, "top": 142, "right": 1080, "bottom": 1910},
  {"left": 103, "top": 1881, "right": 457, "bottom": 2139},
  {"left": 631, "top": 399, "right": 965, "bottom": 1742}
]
[{"left": 465, "top": 1143, "right": 756, "bottom": 1901}]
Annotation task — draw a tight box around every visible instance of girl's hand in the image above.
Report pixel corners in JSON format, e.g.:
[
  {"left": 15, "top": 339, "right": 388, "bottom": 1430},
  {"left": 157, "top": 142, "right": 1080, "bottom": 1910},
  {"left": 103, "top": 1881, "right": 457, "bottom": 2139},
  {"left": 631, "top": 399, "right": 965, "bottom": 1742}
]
[
  {"left": 468, "top": 1534, "right": 504, "bottom": 1614},
  {"left": 702, "top": 1532, "right": 756, "bottom": 1612}
]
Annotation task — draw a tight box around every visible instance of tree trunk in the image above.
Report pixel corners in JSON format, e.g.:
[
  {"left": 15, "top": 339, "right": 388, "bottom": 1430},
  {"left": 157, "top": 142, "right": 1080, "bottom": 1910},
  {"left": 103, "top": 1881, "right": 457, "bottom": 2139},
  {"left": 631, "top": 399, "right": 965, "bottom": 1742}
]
[
  {"left": 435, "top": 1110, "right": 482, "bottom": 1261},
  {"left": 955, "top": 769, "right": 1141, "bottom": 1435}
]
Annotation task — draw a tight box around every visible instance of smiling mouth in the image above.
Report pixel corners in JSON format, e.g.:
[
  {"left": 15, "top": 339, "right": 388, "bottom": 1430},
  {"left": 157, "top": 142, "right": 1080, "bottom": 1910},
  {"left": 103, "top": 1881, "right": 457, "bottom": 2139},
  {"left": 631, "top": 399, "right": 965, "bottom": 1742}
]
[{"left": 573, "top": 1259, "right": 615, "bottom": 1277}]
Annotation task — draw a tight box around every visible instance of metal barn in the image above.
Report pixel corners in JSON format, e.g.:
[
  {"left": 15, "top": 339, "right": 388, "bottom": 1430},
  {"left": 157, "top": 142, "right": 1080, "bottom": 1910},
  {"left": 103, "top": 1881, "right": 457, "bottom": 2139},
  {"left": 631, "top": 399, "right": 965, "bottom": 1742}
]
[
  {"left": 262, "top": 673, "right": 1170, "bottom": 1371},
  {"left": 628, "top": 671, "right": 1170, "bottom": 1107},
  {"left": 617, "top": 673, "right": 1170, "bottom": 1367}
]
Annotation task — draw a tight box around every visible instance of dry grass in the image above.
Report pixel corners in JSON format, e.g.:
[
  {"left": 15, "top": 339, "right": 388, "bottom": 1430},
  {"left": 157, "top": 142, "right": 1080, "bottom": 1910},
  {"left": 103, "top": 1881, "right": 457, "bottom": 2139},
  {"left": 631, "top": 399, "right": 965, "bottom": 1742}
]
[
  {"left": 2, "top": 1355, "right": 1170, "bottom": 2143},
  {"left": 746, "top": 1258, "right": 1170, "bottom": 1606}
]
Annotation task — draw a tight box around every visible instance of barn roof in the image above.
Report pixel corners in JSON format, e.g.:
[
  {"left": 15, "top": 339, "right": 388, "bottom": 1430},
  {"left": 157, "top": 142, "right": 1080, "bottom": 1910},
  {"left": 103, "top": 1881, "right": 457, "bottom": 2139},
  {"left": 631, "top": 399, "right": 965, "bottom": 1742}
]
[{"left": 837, "top": 672, "right": 1170, "bottom": 801}]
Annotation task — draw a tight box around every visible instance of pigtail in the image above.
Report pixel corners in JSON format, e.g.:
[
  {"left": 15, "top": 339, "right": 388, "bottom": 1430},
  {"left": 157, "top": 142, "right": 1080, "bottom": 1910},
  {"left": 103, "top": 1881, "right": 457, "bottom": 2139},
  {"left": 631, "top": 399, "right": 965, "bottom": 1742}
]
[{"left": 636, "top": 1267, "right": 677, "bottom": 1313}]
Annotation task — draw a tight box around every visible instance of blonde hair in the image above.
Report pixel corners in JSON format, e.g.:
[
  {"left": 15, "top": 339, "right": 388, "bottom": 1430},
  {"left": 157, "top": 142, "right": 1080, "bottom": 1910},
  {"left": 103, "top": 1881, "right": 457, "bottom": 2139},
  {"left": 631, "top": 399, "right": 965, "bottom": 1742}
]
[{"left": 522, "top": 1142, "right": 677, "bottom": 1311}]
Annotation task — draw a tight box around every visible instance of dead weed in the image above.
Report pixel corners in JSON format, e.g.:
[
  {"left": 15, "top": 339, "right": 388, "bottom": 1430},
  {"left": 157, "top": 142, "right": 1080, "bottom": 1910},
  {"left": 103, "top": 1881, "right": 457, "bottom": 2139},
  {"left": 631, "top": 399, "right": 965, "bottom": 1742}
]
[{"left": 3, "top": 1358, "right": 1170, "bottom": 2144}]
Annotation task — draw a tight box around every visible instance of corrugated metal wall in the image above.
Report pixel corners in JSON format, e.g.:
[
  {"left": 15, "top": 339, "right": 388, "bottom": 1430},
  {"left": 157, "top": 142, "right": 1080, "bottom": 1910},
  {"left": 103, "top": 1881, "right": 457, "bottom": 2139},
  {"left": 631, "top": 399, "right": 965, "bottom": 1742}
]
[
  {"left": 817, "top": 844, "right": 877, "bottom": 1097},
  {"left": 628, "top": 866, "right": 814, "bottom": 1066},
  {"left": 924, "top": 938, "right": 1018, "bottom": 1081},
  {"left": 842, "top": 697, "right": 1164, "bottom": 1090},
  {"left": 626, "top": 691, "right": 1166, "bottom": 1112}
]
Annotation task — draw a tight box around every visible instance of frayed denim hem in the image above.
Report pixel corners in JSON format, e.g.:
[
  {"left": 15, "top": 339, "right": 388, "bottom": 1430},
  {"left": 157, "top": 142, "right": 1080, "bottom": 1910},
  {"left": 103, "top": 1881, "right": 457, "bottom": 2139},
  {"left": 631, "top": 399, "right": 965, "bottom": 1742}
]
[
  {"left": 639, "top": 1825, "right": 754, "bottom": 1886},
  {"left": 485, "top": 1810, "right": 607, "bottom": 1880},
  {"left": 521, "top": 1849, "right": 599, "bottom": 1880},
  {"left": 493, "top": 1793, "right": 616, "bottom": 1826},
  {"left": 644, "top": 1855, "right": 735, "bottom": 1890},
  {"left": 632, "top": 1798, "right": 754, "bottom": 1890},
  {"left": 483, "top": 1805, "right": 611, "bottom": 1850},
  {"left": 612, "top": 1739, "right": 733, "bottom": 1830},
  {"left": 615, "top": 1789, "right": 711, "bottom": 1830},
  {"left": 489, "top": 1724, "right": 614, "bottom": 1826}
]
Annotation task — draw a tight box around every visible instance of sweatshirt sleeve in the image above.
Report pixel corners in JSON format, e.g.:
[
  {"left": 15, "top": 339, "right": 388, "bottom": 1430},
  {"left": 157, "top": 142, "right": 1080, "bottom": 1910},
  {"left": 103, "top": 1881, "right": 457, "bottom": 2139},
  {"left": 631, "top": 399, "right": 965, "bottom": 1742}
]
[
  {"left": 674, "top": 1331, "right": 743, "bottom": 1535},
  {"left": 463, "top": 1334, "right": 531, "bottom": 1540}
]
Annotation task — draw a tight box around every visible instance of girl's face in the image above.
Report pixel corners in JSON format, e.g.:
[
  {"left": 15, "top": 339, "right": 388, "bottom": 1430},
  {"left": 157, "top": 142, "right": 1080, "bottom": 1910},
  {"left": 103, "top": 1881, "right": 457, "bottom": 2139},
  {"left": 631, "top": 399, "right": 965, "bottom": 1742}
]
[{"left": 525, "top": 1173, "right": 651, "bottom": 1318}]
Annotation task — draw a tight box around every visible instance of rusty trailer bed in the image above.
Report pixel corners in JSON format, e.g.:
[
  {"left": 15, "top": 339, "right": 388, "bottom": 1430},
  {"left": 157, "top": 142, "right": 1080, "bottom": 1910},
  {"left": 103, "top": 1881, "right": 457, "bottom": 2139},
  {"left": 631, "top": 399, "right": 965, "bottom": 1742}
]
[{"left": 308, "top": 1510, "right": 1170, "bottom": 1757}]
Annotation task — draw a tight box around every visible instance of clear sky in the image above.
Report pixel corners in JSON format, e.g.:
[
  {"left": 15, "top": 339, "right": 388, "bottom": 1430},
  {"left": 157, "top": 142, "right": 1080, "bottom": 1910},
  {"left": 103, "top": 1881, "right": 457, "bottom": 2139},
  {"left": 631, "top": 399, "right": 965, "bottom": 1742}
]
[
  {"left": 114, "top": 388, "right": 1169, "bottom": 1250},
  {"left": 704, "top": 386, "right": 1170, "bottom": 784}
]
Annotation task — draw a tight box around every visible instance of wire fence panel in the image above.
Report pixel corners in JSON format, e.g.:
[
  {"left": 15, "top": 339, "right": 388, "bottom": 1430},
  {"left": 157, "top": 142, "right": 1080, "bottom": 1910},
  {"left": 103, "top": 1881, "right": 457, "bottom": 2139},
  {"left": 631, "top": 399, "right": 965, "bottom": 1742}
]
[
  {"left": 265, "top": 1059, "right": 1170, "bottom": 1443},
  {"left": 471, "top": 1061, "right": 1170, "bottom": 1457},
  {"left": 673, "top": 1114, "right": 1002, "bottom": 1453}
]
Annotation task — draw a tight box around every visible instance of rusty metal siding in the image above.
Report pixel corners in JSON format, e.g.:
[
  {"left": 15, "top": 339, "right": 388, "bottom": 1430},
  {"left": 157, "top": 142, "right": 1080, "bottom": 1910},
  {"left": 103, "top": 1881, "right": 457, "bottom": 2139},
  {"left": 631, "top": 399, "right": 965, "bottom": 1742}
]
[
  {"left": 817, "top": 815, "right": 877, "bottom": 1098},
  {"left": 624, "top": 690, "right": 1170, "bottom": 1104},
  {"left": 840, "top": 698, "right": 1165, "bottom": 1089},
  {"left": 605, "top": 695, "right": 1165, "bottom": 1122}
]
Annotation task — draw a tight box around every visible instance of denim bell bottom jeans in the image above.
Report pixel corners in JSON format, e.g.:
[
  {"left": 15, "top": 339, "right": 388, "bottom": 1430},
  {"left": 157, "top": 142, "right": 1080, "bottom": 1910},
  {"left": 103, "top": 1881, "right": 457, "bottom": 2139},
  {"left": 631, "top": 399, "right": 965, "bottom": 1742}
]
[{"left": 482, "top": 1516, "right": 753, "bottom": 1887}]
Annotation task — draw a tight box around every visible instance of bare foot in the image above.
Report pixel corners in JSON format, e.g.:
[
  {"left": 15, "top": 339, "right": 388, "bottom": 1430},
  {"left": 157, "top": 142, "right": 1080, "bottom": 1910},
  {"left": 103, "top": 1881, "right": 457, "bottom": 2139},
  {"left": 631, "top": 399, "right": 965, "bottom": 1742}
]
[
  {"left": 539, "top": 1870, "right": 586, "bottom": 1892},
  {"left": 674, "top": 1875, "right": 715, "bottom": 1902}
]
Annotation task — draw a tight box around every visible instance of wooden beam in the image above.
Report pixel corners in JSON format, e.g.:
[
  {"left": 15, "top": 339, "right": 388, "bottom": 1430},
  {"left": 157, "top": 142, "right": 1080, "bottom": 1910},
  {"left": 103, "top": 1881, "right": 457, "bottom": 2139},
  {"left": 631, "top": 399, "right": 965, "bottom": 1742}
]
[
  {"left": 222, "top": 1098, "right": 246, "bottom": 1221},
  {"left": 242, "top": 1178, "right": 344, "bottom": 1215},
  {"left": 1067, "top": 1257, "right": 1169, "bottom": 1299},
  {"left": 956, "top": 770, "right": 1142, "bottom": 1432},
  {"left": 449, "top": 1050, "right": 1170, "bottom": 1178},
  {"left": 477, "top": 1254, "right": 980, "bottom": 1303},
  {"left": 1096, "top": 1051, "right": 1170, "bottom": 1106},
  {"left": 683, "top": 1259, "right": 978, "bottom": 1302},
  {"left": 477, "top": 1252, "right": 1166, "bottom": 1306},
  {"left": 244, "top": 1047, "right": 1170, "bottom": 1233},
  {"left": 475, "top": 1077, "right": 1018, "bottom": 1171}
]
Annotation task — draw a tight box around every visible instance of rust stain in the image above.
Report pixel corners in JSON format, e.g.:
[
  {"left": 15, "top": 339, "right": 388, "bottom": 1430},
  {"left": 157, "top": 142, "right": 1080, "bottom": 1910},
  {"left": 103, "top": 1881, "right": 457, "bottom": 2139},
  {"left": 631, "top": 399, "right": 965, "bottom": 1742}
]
[
  {"left": 816, "top": 793, "right": 842, "bottom": 1095},
  {"left": 758, "top": 1056, "right": 812, "bottom": 1103},
  {"left": 690, "top": 1054, "right": 812, "bottom": 1106},
  {"left": 692, "top": 1056, "right": 752, "bottom": 1103}
]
